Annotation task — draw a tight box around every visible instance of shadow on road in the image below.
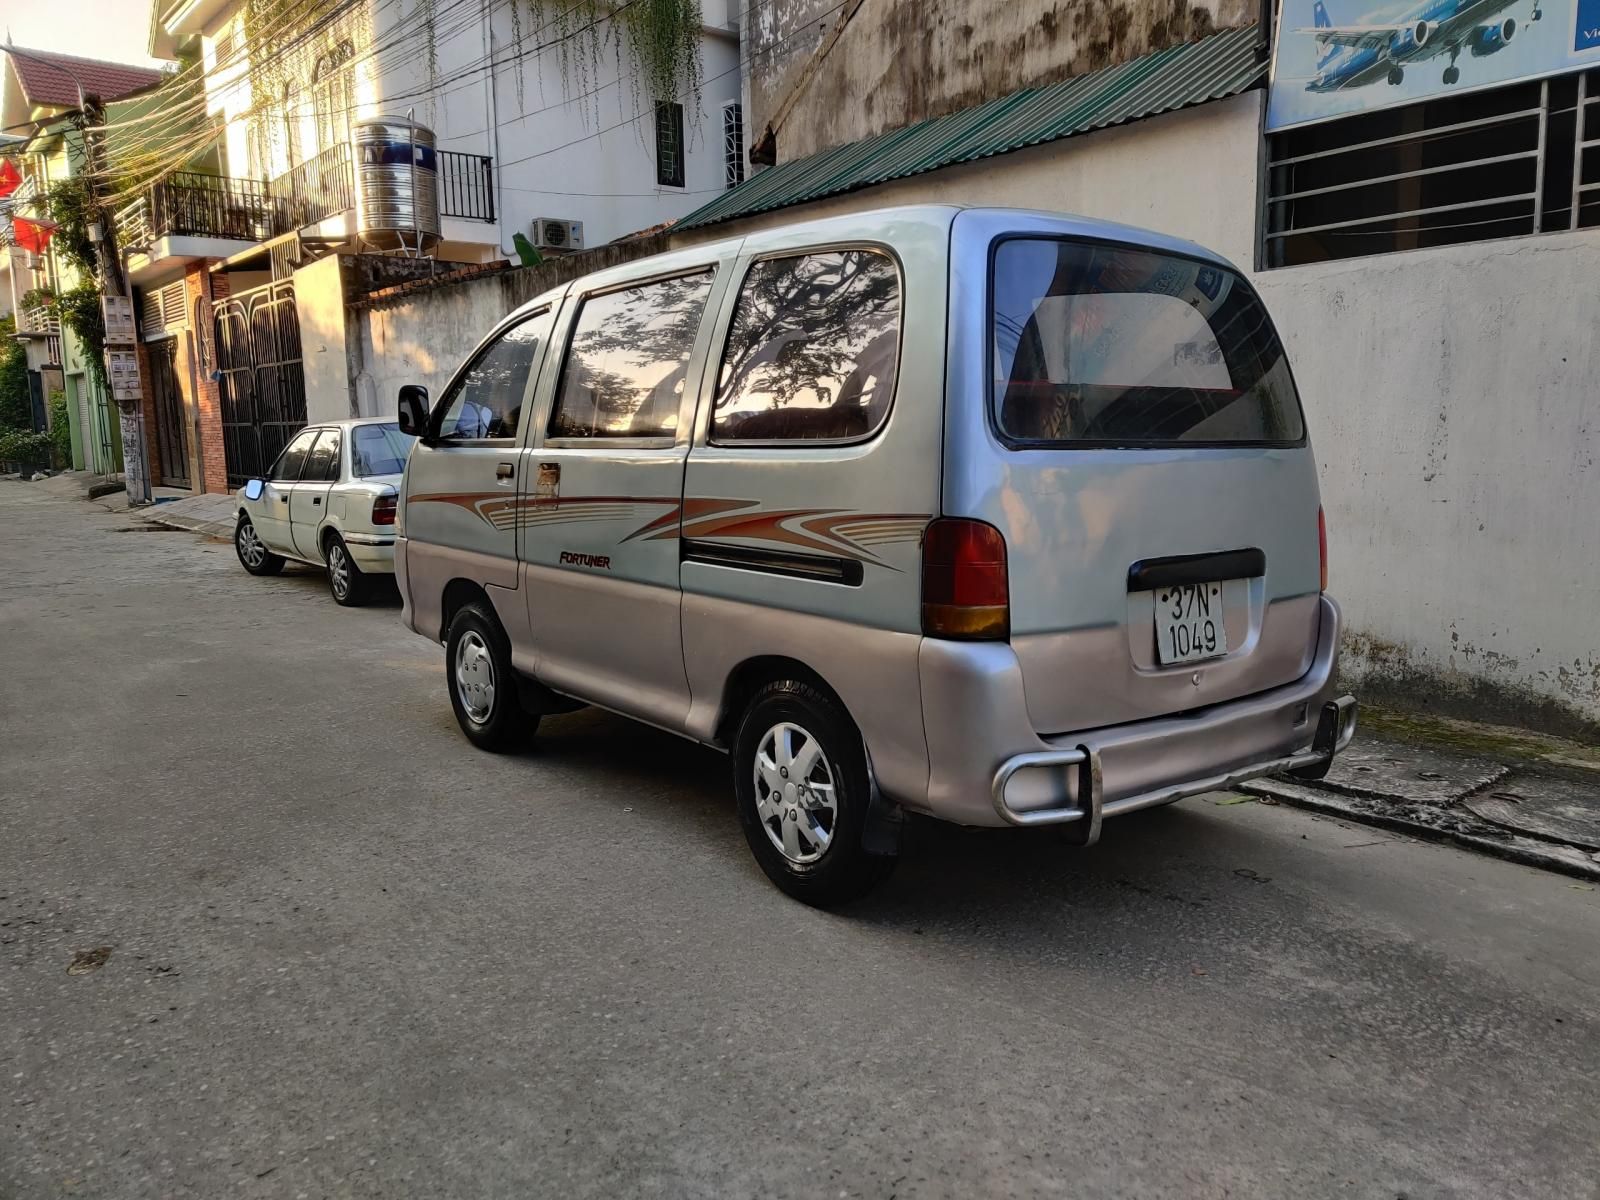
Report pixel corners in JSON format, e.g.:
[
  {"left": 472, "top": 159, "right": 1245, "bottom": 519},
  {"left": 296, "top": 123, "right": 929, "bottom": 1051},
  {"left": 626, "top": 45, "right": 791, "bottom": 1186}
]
[{"left": 526, "top": 705, "right": 1292, "bottom": 940}]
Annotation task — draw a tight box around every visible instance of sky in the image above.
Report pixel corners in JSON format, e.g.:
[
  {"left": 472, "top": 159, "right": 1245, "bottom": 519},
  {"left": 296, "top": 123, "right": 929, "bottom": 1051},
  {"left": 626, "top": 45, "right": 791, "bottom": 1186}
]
[{"left": 4, "top": 0, "right": 165, "bottom": 68}]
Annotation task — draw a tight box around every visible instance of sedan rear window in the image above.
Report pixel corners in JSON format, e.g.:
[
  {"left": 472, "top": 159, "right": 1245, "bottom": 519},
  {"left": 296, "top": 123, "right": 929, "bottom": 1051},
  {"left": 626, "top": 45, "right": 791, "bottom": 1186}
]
[
  {"left": 352, "top": 422, "right": 416, "bottom": 477},
  {"left": 991, "top": 239, "right": 1304, "bottom": 447}
]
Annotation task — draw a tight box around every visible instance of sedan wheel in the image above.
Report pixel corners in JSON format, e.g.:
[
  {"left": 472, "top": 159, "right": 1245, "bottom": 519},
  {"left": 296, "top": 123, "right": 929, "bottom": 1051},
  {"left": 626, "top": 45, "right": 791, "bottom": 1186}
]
[
  {"left": 234, "top": 515, "right": 284, "bottom": 576},
  {"left": 324, "top": 534, "right": 369, "bottom": 607}
]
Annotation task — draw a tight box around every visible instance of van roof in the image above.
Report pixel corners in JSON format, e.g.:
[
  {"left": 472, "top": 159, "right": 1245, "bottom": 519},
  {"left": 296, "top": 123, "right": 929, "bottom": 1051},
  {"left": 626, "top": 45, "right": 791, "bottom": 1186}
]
[{"left": 504, "top": 203, "right": 1235, "bottom": 327}]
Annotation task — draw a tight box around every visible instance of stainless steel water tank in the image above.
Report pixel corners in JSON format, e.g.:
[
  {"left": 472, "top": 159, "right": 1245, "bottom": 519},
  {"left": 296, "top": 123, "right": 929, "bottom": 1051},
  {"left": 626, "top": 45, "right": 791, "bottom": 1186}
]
[{"left": 353, "top": 116, "right": 440, "bottom": 252}]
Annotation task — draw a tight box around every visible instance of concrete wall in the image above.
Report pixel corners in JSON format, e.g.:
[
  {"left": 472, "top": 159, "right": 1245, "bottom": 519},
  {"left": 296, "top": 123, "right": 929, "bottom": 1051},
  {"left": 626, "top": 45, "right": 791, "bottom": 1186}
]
[
  {"left": 294, "top": 255, "right": 354, "bottom": 425},
  {"left": 1256, "top": 232, "right": 1600, "bottom": 734},
  {"left": 743, "top": 0, "right": 1255, "bottom": 162}
]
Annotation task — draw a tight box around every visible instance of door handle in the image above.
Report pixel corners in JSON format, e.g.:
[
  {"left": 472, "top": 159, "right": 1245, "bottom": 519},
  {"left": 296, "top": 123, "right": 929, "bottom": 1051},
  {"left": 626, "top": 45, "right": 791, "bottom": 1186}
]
[
  {"left": 496, "top": 462, "right": 515, "bottom": 480},
  {"left": 312, "top": 497, "right": 322, "bottom": 506}
]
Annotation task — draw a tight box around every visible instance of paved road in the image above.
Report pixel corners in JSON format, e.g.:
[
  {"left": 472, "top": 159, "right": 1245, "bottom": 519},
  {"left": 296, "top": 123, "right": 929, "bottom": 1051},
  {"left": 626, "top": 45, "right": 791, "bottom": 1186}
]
[{"left": 3, "top": 479, "right": 1599, "bottom": 1199}]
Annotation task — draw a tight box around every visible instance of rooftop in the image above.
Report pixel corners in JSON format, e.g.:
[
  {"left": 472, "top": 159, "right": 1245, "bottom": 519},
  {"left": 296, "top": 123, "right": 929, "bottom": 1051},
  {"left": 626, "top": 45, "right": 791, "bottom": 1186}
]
[
  {"left": 679, "top": 24, "right": 1265, "bottom": 232},
  {"left": 3, "top": 45, "right": 164, "bottom": 110}
]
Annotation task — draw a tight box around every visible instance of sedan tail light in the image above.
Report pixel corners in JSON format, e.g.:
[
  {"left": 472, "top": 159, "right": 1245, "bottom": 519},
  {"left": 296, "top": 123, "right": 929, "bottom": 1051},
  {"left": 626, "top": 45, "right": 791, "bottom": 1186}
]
[
  {"left": 921, "top": 518, "right": 1009, "bottom": 640},
  {"left": 372, "top": 492, "right": 398, "bottom": 526}
]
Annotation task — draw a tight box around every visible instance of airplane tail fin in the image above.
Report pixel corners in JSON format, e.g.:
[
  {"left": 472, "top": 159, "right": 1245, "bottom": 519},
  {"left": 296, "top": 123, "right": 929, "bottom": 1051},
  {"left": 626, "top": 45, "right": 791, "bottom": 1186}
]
[{"left": 1312, "top": 0, "right": 1333, "bottom": 27}]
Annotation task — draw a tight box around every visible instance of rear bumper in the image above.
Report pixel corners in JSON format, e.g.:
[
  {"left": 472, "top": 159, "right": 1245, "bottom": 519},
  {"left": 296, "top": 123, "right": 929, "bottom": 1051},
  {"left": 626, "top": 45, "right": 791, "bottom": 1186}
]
[
  {"left": 341, "top": 531, "right": 395, "bottom": 574},
  {"left": 916, "top": 594, "right": 1353, "bottom": 829}
]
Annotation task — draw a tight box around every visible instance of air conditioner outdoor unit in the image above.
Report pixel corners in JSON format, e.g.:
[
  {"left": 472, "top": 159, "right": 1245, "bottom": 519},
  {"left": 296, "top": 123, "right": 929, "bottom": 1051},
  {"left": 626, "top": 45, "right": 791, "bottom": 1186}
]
[{"left": 531, "top": 217, "right": 584, "bottom": 253}]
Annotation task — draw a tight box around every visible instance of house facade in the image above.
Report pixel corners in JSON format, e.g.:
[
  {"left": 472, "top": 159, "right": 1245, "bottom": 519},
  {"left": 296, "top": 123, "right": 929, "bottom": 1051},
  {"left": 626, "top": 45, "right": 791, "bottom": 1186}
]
[
  {"left": 668, "top": 0, "right": 1600, "bottom": 734},
  {"left": 114, "top": 0, "right": 743, "bottom": 495},
  {"left": 1, "top": 48, "right": 164, "bottom": 474}
]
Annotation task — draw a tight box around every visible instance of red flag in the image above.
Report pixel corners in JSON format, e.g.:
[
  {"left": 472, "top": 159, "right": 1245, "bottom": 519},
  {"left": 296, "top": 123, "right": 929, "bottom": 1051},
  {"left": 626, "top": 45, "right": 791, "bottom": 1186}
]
[
  {"left": 0, "top": 160, "right": 19, "bottom": 199},
  {"left": 12, "top": 217, "right": 57, "bottom": 255}
]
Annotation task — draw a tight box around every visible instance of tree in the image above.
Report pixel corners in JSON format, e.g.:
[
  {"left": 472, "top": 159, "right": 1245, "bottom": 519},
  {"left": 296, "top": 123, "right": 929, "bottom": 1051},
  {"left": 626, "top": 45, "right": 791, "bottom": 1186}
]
[{"left": 0, "top": 316, "right": 31, "bottom": 432}]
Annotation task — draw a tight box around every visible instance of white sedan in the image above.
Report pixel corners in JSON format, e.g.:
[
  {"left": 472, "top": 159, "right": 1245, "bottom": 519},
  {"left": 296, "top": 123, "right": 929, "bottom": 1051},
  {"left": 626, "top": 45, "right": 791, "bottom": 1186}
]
[{"left": 233, "top": 417, "right": 416, "bottom": 606}]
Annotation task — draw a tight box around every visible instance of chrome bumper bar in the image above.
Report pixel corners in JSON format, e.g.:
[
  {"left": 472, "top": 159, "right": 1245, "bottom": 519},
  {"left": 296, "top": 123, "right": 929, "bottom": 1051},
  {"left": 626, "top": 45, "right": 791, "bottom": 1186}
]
[{"left": 990, "top": 696, "right": 1358, "bottom": 841}]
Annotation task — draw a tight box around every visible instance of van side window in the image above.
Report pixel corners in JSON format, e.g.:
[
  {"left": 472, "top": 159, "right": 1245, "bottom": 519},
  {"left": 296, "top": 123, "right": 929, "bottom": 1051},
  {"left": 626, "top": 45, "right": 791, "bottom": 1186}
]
[
  {"left": 549, "top": 271, "right": 714, "bottom": 439},
  {"left": 712, "top": 249, "right": 900, "bottom": 444},
  {"left": 436, "top": 316, "right": 545, "bottom": 441}
]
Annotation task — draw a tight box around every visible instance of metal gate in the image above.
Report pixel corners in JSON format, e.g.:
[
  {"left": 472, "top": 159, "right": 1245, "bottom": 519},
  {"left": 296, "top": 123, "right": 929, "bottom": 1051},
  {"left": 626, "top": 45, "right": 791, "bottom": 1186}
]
[
  {"left": 214, "top": 279, "right": 306, "bottom": 487},
  {"left": 147, "top": 337, "right": 190, "bottom": 488}
]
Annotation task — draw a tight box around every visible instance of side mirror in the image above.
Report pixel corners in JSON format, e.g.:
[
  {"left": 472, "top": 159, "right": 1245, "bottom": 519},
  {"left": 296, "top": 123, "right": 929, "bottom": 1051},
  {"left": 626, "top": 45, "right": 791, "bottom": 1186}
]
[
  {"left": 397, "top": 384, "right": 430, "bottom": 440},
  {"left": 243, "top": 478, "right": 265, "bottom": 502}
]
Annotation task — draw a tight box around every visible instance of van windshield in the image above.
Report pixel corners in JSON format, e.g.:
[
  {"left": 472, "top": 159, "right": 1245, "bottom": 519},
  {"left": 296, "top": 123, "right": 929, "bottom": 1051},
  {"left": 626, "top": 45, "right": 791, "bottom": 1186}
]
[{"left": 991, "top": 238, "right": 1305, "bottom": 447}]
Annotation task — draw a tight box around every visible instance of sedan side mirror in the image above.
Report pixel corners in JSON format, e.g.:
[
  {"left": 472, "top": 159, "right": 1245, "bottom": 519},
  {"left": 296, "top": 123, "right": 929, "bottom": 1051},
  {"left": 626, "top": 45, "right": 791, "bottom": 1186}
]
[
  {"left": 397, "top": 384, "right": 431, "bottom": 440},
  {"left": 243, "top": 478, "right": 265, "bottom": 502}
]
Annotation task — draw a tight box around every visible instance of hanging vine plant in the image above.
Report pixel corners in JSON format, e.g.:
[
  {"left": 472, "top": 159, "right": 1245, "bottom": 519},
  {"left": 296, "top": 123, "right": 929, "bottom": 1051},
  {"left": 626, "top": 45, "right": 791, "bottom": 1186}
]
[{"left": 508, "top": 0, "right": 704, "bottom": 125}]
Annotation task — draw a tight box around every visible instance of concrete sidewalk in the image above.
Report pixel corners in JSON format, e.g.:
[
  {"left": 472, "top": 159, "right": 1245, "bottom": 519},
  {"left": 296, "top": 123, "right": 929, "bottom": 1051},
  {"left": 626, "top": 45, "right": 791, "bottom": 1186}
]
[
  {"left": 135, "top": 490, "right": 239, "bottom": 539},
  {"left": 1244, "top": 707, "right": 1600, "bottom": 880}
]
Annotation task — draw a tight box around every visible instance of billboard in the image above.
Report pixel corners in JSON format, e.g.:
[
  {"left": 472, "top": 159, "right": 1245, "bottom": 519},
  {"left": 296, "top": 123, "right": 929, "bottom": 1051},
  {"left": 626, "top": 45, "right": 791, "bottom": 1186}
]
[{"left": 1267, "top": 0, "right": 1600, "bottom": 130}]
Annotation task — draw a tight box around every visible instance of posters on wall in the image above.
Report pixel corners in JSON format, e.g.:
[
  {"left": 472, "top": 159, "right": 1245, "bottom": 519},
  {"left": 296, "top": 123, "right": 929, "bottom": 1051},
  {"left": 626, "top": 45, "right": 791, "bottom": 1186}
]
[{"left": 1267, "top": 0, "right": 1600, "bottom": 130}]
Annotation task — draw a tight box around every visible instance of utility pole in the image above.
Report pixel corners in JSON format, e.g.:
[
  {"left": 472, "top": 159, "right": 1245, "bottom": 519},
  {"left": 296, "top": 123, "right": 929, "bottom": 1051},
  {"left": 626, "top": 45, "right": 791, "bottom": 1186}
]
[{"left": 79, "top": 93, "right": 153, "bottom": 505}]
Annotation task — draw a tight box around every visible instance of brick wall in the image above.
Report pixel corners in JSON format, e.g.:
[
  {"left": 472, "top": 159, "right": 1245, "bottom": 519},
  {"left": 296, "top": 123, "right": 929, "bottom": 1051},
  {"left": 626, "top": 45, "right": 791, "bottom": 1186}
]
[{"left": 185, "top": 263, "right": 230, "bottom": 495}]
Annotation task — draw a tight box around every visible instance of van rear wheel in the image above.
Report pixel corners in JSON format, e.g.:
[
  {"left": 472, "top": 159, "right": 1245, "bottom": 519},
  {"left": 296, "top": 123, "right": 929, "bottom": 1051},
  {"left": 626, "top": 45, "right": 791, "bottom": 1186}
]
[
  {"left": 445, "top": 601, "right": 537, "bottom": 752},
  {"left": 733, "top": 680, "right": 894, "bottom": 907}
]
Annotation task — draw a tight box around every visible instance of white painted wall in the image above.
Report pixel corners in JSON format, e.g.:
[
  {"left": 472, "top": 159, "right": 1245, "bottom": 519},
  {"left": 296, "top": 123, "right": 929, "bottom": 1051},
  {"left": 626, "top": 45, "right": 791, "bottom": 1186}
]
[
  {"left": 199, "top": 1, "right": 742, "bottom": 250},
  {"left": 293, "top": 254, "right": 353, "bottom": 425},
  {"left": 370, "top": 1, "right": 741, "bottom": 252},
  {"left": 677, "top": 91, "right": 1600, "bottom": 730}
]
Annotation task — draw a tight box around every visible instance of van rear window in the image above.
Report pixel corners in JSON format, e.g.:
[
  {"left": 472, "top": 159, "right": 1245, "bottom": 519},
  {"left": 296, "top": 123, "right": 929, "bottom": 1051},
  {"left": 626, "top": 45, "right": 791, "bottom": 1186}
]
[{"left": 991, "top": 239, "right": 1305, "bottom": 447}]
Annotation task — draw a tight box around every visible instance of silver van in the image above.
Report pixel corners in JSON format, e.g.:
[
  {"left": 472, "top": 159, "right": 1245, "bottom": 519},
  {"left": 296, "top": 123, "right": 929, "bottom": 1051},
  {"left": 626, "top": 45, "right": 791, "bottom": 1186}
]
[{"left": 394, "top": 205, "right": 1356, "bottom": 906}]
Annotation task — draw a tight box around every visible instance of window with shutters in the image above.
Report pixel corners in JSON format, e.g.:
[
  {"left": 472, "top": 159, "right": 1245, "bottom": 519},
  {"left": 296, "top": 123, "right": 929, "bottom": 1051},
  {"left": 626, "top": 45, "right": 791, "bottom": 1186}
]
[{"left": 655, "top": 102, "right": 685, "bottom": 189}]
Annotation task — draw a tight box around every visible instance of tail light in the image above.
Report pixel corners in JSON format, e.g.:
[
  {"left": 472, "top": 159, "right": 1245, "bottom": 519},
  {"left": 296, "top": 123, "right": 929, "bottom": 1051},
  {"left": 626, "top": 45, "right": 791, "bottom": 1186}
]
[
  {"left": 921, "top": 518, "right": 1009, "bottom": 640},
  {"left": 1318, "top": 506, "right": 1328, "bottom": 592},
  {"left": 372, "top": 492, "right": 398, "bottom": 527}
]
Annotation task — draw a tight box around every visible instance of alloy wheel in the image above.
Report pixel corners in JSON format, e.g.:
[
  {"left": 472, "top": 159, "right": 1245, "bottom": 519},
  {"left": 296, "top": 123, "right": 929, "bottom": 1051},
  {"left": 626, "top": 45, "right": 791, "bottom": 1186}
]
[
  {"left": 237, "top": 521, "right": 265, "bottom": 569},
  {"left": 753, "top": 722, "right": 838, "bottom": 865},
  {"left": 328, "top": 542, "right": 350, "bottom": 600}
]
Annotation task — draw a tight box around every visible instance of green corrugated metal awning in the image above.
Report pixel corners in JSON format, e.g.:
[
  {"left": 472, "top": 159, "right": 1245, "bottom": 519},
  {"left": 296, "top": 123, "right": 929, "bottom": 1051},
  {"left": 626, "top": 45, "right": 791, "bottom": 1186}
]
[{"left": 679, "top": 24, "right": 1264, "bottom": 232}]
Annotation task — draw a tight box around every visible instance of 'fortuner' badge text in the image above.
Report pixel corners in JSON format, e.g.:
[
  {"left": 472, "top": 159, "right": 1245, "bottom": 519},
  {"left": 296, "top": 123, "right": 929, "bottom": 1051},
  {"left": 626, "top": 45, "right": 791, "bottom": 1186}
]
[{"left": 559, "top": 551, "right": 611, "bottom": 570}]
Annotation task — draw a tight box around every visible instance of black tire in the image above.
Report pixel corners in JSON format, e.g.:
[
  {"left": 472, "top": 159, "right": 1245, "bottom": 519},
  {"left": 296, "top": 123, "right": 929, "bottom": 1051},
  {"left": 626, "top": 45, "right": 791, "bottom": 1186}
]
[
  {"left": 445, "top": 601, "right": 538, "bottom": 752},
  {"left": 235, "top": 514, "right": 284, "bottom": 576},
  {"left": 324, "top": 532, "right": 371, "bottom": 607},
  {"left": 733, "top": 680, "right": 895, "bottom": 907}
]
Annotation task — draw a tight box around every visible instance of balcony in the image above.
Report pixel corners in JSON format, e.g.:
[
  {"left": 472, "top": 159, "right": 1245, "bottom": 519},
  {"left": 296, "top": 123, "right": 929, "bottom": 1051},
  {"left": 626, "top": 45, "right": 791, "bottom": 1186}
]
[
  {"left": 116, "top": 171, "right": 281, "bottom": 254},
  {"left": 15, "top": 303, "right": 60, "bottom": 338},
  {"left": 115, "top": 144, "right": 498, "bottom": 269}
]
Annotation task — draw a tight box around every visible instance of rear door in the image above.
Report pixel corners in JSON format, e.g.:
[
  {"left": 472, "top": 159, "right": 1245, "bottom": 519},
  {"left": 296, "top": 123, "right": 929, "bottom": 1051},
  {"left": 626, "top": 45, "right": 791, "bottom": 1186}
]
[
  {"left": 946, "top": 212, "right": 1324, "bottom": 734},
  {"left": 290, "top": 427, "right": 340, "bottom": 559},
  {"left": 258, "top": 427, "right": 318, "bottom": 554},
  {"left": 519, "top": 255, "right": 728, "bottom": 730}
]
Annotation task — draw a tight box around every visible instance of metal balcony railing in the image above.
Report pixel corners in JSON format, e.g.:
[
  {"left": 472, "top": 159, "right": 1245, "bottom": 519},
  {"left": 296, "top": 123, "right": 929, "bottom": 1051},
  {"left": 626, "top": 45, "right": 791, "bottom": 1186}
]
[
  {"left": 112, "top": 141, "right": 498, "bottom": 258},
  {"left": 273, "top": 142, "right": 354, "bottom": 230},
  {"left": 438, "top": 150, "right": 495, "bottom": 222},
  {"left": 117, "top": 171, "right": 282, "bottom": 249},
  {"left": 16, "top": 303, "right": 61, "bottom": 337}
]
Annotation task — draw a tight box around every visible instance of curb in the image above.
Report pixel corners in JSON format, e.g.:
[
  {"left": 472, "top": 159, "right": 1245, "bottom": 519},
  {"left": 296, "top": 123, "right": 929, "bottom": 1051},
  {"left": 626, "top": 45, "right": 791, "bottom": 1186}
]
[{"left": 1242, "top": 778, "right": 1600, "bottom": 882}]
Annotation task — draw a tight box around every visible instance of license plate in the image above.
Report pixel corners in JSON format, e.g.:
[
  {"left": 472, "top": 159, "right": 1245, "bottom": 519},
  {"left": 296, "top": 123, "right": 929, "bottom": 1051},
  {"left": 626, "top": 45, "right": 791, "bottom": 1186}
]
[{"left": 1155, "top": 582, "right": 1227, "bottom": 665}]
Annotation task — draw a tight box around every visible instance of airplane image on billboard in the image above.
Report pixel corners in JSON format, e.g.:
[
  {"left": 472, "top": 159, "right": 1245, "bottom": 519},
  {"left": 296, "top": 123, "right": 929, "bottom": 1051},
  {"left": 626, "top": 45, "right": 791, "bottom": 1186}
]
[
  {"left": 1267, "top": 0, "right": 1598, "bottom": 128},
  {"left": 1302, "top": 0, "right": 1542, "bottom": 89}
]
